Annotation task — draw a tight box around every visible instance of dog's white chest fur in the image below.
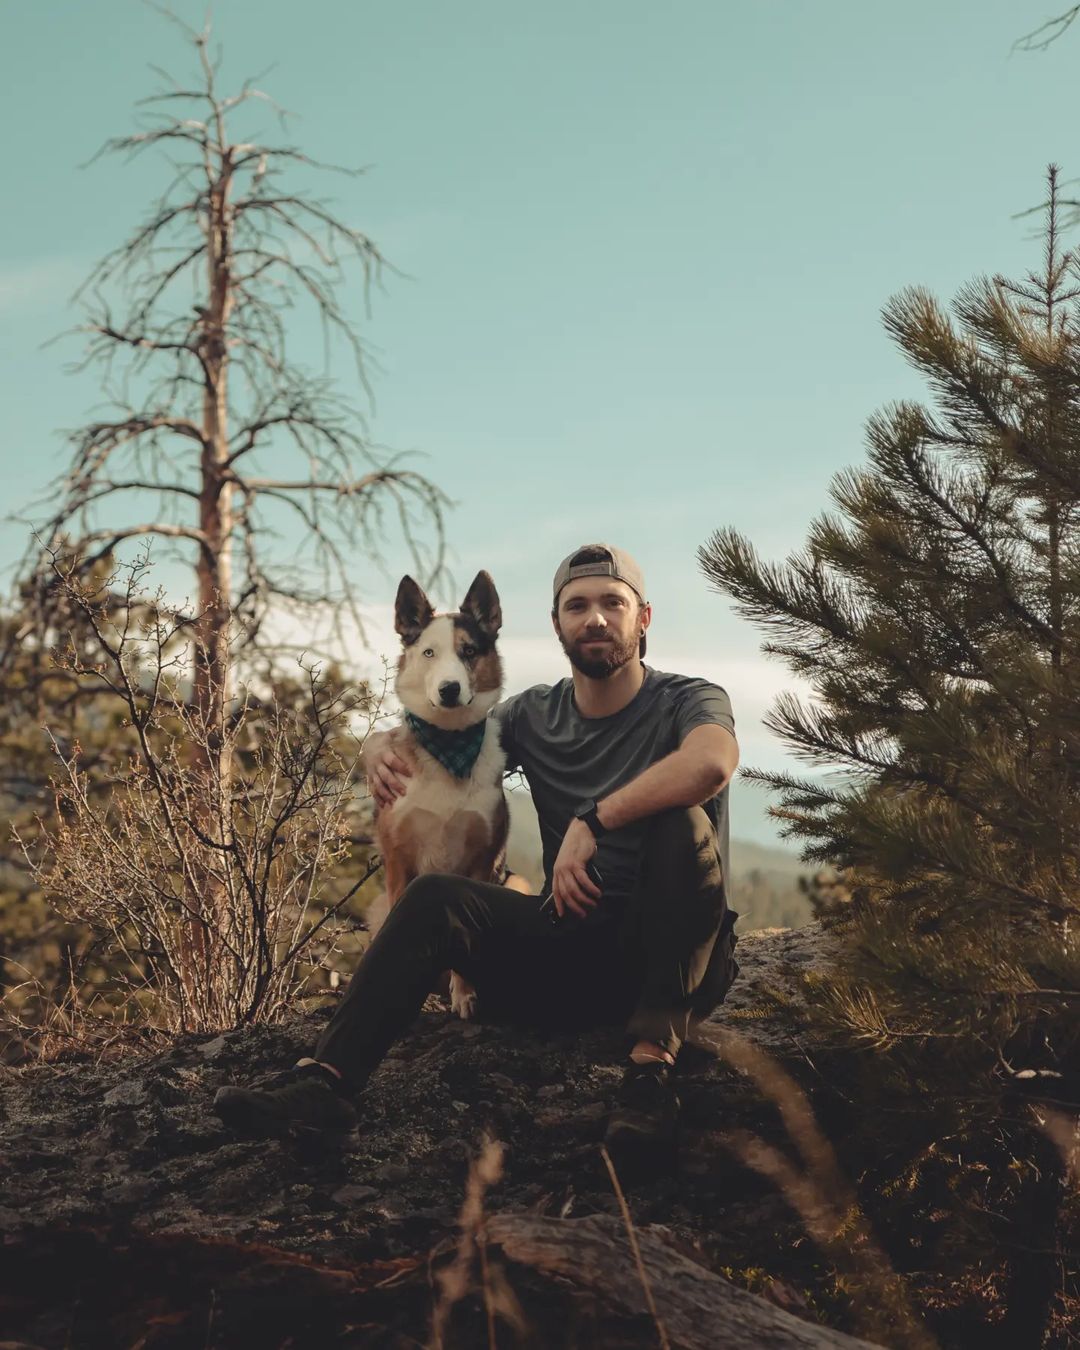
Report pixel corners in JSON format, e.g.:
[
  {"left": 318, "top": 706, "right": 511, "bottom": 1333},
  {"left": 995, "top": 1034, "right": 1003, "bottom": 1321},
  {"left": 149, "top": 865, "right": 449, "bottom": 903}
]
[{"left": 392, "top": 719, "right": 506, "bottom": 874}]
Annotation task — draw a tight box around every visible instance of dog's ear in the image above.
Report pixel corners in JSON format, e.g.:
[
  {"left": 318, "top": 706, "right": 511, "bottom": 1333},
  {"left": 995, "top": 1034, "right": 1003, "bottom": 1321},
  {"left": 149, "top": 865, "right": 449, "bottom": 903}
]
[
  {"left": 459, "top": 570, "right": 502, "bottom": 639},
  {"left": 394, "top": 575, "right": 435, "bottom": 644}
]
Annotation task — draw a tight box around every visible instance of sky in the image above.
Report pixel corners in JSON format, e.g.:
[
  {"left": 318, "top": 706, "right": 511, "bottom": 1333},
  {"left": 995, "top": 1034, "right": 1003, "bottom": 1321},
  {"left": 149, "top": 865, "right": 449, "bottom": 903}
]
[{"left": 2, "top": 0, "right": 1078, "bottom": 849}]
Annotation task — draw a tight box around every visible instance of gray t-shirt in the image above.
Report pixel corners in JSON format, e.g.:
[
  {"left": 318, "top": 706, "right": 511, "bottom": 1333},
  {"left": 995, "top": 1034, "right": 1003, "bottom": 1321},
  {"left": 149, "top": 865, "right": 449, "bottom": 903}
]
[{"left": 492, "top": 666, "right": 735, "bottom": 900}]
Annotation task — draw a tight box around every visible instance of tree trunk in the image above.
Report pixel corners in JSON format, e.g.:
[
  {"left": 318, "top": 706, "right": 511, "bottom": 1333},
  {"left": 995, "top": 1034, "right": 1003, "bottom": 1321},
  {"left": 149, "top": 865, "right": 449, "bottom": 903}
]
[
  {"left": 184, "top": 156, "right": 236, "bottom": 1025},
  {"left": 195, "top": 157, "right": 235, "bottom": 762}
]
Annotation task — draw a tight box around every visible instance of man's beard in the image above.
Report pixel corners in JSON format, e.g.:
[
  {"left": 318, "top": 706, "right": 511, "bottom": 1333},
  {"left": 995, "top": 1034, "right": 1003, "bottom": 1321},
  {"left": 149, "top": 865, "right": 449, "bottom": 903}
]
[{"left": 557, "top": 626, "right": 639, "bottom": 679}]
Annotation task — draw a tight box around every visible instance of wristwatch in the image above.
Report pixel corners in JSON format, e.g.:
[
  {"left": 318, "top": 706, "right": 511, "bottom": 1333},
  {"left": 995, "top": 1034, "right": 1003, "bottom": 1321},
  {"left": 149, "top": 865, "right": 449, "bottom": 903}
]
[{"left": 573, "top": 799, "right": 607, "bottom": 839}]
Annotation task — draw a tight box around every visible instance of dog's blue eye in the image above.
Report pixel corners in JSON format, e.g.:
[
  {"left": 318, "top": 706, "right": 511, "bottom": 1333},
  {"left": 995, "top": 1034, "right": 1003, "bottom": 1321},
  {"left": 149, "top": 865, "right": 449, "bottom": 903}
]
[
  {"left": 461, "top": 644, "right": 476, "bottom": 659},
  {"left": 423, "top": 648, "right": 435, "bottom": 658}
]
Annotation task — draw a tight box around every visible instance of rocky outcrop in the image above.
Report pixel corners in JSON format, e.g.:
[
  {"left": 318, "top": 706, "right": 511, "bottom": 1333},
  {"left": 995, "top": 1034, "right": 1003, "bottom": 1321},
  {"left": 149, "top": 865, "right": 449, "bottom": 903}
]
[{"left": 0, "top": 923, "right": 870, "bottom": 1348}]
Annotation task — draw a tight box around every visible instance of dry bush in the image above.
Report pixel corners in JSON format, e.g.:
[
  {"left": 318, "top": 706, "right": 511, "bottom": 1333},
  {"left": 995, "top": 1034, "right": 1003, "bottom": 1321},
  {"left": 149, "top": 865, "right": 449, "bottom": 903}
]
[{"left": 14, "top": 557, "right": 381, "bottom": 1035}]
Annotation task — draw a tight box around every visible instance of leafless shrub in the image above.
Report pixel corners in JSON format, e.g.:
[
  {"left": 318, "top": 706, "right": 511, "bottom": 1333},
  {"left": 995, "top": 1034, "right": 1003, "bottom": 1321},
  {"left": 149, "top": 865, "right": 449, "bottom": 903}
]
[{"left": 15, "top": 554, "right": 381, "bottom": 1035}]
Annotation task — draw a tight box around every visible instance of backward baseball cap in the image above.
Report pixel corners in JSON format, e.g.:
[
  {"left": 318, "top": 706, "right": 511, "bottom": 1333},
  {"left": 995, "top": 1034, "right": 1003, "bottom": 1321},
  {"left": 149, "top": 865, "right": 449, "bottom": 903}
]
[{"left": 552, "top": 543, "right": 648, "bottom": 657}]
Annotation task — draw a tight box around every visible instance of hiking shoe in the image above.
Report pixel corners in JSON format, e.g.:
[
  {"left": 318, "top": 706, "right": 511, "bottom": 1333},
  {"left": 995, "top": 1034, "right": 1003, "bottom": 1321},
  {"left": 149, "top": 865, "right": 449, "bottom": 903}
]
[
  {"left": 603, "top": 1061, "right": 680, "bottom": 1172},
  {"left": 213, "top": 1064, "right": 357, "bottom": 1138}
]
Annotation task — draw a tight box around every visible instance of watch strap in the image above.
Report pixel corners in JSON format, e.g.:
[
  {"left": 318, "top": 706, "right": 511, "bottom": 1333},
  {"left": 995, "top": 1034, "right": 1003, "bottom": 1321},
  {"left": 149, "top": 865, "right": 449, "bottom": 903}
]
[{"left": 579, "top": 801, "right": 607, "bottom": 838}]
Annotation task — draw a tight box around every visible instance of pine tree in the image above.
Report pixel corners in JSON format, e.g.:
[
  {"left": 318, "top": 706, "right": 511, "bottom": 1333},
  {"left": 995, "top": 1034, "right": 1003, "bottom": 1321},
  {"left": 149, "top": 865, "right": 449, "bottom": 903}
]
[{"left": 699, "top": 167, "right": 1080, "bottom": 1343}]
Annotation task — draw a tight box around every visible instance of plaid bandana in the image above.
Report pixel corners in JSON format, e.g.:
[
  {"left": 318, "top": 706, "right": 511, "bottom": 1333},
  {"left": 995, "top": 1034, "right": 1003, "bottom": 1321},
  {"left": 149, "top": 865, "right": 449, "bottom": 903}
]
[{"left": 405, "top": 712, "right": 488, "bottom": 778}]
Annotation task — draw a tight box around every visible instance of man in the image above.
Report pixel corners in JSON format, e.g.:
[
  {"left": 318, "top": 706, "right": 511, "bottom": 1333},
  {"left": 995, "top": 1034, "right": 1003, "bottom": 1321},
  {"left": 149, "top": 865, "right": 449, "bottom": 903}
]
[{"left": 214, "top": 544, "right": 740, "bottom": 1163}]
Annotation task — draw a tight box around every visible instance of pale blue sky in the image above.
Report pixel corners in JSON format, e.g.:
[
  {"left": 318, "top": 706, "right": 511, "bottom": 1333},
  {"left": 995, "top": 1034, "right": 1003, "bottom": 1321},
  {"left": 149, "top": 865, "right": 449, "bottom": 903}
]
[{"left": 1, "top": 0, "right": 1076, "bottom": 846}]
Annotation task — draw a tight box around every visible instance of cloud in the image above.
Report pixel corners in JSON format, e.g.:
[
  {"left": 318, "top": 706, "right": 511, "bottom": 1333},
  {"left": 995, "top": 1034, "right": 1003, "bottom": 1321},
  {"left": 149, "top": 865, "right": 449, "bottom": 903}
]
[
  {"left": 259, "top": 599, "right": 811, "bottom": 766},
  {"left": 0, "top": 258, "right": 86, "bottom": 315}
]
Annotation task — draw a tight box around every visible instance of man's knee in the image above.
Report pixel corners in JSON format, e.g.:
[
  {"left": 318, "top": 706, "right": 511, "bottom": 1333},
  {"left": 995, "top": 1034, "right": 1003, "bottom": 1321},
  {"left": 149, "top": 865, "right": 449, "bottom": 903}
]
[
  {"left": 640, "top": 807, "right": 723, "bottom": 887},
  {"left": 390, "top": 872, "right": 464, "bottom": 928},
  {"left": 643, "top": 805, "right": 714, "bottom": 850}
]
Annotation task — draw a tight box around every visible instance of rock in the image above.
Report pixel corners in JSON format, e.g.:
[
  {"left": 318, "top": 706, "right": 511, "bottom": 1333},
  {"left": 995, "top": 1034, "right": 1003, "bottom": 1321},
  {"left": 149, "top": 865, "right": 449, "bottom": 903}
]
[
  {"left": 331, "top": 1183, "right": 378, "bottom": 1206},
  {"left": 102, "top": 1079, "right": 150, "bottom": 1109},
  {"left": 433, "top": 1137, "right": 470, "bottom": 1163},
  {"left": 576, "top": 1101, "right": 607, "bottom": 1124},
  {"left": 764, "top": 1278, "right": 815, "bottom": 1316},
  {"left": 0, "top": 923, "right": 876, "bottom": 1349},
  {"left": 405, "top": 1204, "right": 456, "bottom": 1225},
  {"left": 101, "top": 1177, "right": 155, "bottom": 1207},
  {"left": 487, "top": 1212, "right": 883, "bottom": 1349}
]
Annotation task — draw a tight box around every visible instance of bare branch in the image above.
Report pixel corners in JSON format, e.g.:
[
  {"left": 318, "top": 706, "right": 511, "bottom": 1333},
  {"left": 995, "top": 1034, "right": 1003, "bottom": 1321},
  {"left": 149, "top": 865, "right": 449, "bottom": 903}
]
[
  {"left": 240, "top": 474, "right": 405, "bottom": 493},
  {"left": 1013, "top": 6, "right": 1080, "bottom": 52}
]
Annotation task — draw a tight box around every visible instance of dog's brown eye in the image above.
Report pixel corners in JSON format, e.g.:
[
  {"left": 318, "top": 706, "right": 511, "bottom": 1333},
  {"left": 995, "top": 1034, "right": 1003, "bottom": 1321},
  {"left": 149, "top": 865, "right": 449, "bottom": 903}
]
[
  {"left": 461, "top": 644, "right": 476, "bottom": 660},
  {"left": 423, "top": 648, "right": 435, "bottom": 658}
]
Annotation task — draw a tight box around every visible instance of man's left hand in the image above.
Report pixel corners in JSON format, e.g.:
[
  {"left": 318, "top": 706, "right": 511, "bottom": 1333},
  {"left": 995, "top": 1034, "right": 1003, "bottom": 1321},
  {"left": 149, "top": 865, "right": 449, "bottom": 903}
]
[{"left": 551, "top": 818, "right": 601, "bottom": 919}]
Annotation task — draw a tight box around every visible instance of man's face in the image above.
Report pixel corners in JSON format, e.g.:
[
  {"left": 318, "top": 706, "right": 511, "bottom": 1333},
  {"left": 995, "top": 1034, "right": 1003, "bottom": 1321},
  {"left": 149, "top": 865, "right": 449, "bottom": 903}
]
[{"left": 552, "top": 576, "right": 649, "bottom": 678}]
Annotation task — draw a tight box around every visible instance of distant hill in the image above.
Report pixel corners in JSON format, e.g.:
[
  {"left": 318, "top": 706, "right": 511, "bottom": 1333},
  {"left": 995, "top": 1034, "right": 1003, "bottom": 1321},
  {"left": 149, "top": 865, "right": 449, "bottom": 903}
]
[
  {"left": 506, "top": 790, "right": 812, "bottom": 931},
  {"left": 728, "top": 838, "right": 812, "bottom": 931}
]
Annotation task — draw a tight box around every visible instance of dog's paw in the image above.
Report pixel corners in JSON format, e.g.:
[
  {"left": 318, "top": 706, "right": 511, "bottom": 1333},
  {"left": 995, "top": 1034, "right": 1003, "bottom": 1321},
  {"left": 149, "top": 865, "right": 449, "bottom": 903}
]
[{"left": 449, "top": 971, "right": 479, "bottom": 1021}]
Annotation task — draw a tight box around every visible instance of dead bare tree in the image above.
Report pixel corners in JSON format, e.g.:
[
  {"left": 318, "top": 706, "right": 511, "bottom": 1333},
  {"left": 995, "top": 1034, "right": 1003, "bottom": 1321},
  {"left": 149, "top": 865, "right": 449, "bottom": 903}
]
[
  {"left": 20, "top": 14, "right": 445, "bottom": 985},
  {"left": 26, "top": 10, "right": 446, "bottom": 767}
]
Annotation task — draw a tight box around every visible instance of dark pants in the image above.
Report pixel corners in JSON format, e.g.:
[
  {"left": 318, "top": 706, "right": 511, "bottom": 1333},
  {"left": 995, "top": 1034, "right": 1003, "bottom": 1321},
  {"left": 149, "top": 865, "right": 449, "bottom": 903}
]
[{"left": 313, "top": 806, "right": 739, "bottom": 1091}]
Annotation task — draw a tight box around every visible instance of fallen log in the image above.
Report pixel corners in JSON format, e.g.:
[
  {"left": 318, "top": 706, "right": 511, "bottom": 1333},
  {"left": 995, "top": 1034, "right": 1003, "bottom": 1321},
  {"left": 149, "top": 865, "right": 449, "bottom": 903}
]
[{"left": 486, "top": 1212, "right": 883, "bottom": 1350}]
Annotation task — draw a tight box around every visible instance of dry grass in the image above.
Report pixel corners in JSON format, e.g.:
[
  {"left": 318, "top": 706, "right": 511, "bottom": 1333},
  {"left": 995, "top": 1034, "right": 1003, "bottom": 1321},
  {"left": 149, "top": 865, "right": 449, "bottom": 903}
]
[
  {"left": 429, "top": 1136, "right": 527, "bottom": 1350},
  {"left": 695, "top": 1024, "right": 937, "bottom": 1350},
  {"left": 1, "top": 960, "right": 171, "bottom": 1065},
  {"left": 600, "top": 1145, "right": 671, "bottom": 1350}
]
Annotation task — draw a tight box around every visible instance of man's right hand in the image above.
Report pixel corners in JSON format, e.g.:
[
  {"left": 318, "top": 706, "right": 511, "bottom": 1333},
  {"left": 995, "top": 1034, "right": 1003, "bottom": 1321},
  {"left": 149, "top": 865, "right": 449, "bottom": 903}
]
[{"left": 363, "top": 731, "right": 414, "bottom": 809}]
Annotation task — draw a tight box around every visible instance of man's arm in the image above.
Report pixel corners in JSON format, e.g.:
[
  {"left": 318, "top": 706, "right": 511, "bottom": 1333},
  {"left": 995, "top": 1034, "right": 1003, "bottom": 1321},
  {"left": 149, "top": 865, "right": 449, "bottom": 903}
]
[
  {"left": 551, "top": 724, "right": 738, "bottom": 917},
  {"left": 596, "top": 723, "right": 738, "bottom": 831}
]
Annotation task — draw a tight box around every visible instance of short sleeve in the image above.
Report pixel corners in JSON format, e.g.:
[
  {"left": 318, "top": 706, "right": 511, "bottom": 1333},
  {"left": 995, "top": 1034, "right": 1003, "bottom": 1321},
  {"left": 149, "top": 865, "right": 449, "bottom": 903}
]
[
  {"left": 673, "top": 680, "right": 736, "bottom": 744},
  {"left": 489, "top": 695, "right": 523, "bottom": 772}
]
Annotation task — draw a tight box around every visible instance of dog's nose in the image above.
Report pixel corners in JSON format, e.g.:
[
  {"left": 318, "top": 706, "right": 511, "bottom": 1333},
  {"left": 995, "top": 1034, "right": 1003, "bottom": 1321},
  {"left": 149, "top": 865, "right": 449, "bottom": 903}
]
[{"left": 438, "top": 681, "right": 461, "bottom": 706}]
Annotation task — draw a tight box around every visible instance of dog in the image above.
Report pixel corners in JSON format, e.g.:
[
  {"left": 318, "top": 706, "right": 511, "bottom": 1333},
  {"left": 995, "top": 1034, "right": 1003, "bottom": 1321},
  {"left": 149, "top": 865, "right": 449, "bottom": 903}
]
[{"left": 372, "top": 569, "right": 509, "bottom": 1019}]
